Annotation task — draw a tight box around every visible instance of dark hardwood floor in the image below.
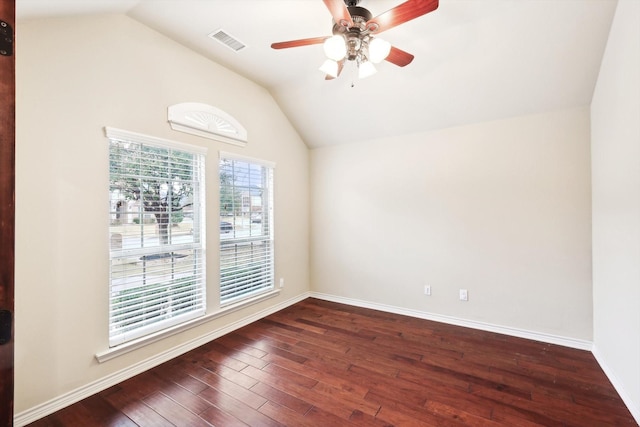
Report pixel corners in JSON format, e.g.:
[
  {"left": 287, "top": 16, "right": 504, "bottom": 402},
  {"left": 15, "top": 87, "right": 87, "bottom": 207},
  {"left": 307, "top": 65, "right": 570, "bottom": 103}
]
[{"left": 28, "top": 298, "right": 637, "bottom": 426}]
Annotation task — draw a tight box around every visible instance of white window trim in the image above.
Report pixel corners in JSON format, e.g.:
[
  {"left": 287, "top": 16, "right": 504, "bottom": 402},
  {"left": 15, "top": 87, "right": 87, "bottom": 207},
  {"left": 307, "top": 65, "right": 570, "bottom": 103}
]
[
  {"left": 95, "top": 129, "right": 285, "bottom": 361},
  {"left": 219, "top": 151, "right": 275, "bottom": 306},
  {"left": 105, "top": 127, "right": 208, "bottom": 155},
  {"left": 106, "top": 127, "right": 208, "bottom": 347},
  {"left": 95, "top": 288, "right": 280, "bottom": 363},
  {"left": 219, "top": 150, "right": 276, "bottom": 169}
]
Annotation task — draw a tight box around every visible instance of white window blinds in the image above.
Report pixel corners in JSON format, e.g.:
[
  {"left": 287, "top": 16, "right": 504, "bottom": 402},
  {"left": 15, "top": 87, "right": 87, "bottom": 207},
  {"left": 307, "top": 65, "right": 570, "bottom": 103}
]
[
  {"left": 107, "top": 128, "right": 206, "bottom": 347},
  {"left": 219, "top": 152, "right": 274, "bottom": 305}
]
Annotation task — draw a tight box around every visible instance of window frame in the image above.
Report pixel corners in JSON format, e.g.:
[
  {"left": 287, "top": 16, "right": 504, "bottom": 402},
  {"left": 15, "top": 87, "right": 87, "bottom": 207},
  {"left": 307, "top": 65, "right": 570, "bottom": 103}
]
[
  {"left": 218, "top": 151, "right": 275, "bottom": 306},
  {"left": 106, "top": 127, "right": 207, "bottom": 348}
]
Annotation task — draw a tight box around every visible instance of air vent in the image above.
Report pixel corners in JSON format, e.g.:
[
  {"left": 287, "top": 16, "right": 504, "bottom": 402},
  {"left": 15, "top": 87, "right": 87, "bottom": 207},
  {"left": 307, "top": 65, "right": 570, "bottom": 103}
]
[{"left": 208, "top": 29, "right": 246, "bottom": 52}]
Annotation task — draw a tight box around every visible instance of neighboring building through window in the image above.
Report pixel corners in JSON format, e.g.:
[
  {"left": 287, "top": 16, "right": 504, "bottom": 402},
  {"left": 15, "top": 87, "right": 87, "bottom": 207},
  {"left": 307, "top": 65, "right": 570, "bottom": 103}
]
[
  {"left": 219, "top": 152, "right": 274, "bottom": 305},
  {"left": 107, "top": 128, "right": 206, "bottom": 347}
]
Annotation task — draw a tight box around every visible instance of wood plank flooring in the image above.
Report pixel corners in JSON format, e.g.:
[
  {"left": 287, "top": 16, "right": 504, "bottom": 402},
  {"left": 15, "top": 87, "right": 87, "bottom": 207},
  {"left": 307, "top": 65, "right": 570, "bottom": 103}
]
[{"left": 27, "top": 298, "right": 637, "bottom": 426}]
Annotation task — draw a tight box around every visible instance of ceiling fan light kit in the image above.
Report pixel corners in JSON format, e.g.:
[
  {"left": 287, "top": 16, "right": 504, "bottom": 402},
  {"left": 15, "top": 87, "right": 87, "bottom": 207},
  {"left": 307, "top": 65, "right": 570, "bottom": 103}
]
[
  {"left": 369, "top": 37, "right": 392, "bottom": 63},
  {"left": 323, "top": 35, "right": 347, "bottom": 60},
  {"left": 271, "top": 0, "right": 439, "bottom": 80},
  {"left": 319, "top": 58, "right": 340, "bottom": 78},
  {"left": 358, "top": 59, "right": 377, "bottom": 79},
  {"left": 321, "top": 33, "right": 386, "bottom": 79}
]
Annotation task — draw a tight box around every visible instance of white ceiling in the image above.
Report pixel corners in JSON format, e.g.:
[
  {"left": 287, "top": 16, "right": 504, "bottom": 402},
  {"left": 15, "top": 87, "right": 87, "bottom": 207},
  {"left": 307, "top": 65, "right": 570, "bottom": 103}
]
[{"left": 16, "top": 0, "right": 617, "bottom": 148}]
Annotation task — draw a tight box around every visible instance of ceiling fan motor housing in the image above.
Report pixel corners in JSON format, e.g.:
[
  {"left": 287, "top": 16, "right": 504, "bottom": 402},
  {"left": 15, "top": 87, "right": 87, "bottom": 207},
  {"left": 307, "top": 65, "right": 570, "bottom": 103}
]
[
  {"left": 331, "top": 6, "right": 374, "bottom": 61},
  {"left": 346, "top": 6, "right": 372, "bottom": 28}
]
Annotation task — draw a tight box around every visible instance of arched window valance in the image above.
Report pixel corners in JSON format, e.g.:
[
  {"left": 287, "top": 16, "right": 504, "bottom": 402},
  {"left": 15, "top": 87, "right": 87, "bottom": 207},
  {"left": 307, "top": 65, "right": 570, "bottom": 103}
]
[{"left": 168, "top": 102, "right": 248, "bottom": 147}]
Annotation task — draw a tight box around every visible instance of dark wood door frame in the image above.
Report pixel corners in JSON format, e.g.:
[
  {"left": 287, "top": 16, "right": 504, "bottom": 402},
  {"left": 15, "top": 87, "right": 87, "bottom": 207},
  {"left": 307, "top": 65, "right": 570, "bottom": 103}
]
[{"left": 0, "top": 0, "right": 15, "bottom": 425}]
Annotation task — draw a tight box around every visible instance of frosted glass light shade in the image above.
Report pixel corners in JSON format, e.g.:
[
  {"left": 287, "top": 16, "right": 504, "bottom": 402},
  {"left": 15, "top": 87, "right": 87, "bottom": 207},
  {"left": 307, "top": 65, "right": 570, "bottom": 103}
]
[
  {"left": 323, "top": 35, "right": 347, "bottom": 61},
  {"left": 319, "top": 59, "right": 339, "bottom": 78},
  {"left": 358, "top": 61, "right": 377, "bottom": 79},
  {"left": 369, "top": 37, "right": 391, "bottom": 63}
]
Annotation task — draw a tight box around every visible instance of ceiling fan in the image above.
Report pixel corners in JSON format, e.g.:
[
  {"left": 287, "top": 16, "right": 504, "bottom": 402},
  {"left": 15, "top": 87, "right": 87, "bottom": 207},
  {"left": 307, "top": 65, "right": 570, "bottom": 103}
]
[{"left": 271, "top": 0, "right": 439, "bottom": 80}]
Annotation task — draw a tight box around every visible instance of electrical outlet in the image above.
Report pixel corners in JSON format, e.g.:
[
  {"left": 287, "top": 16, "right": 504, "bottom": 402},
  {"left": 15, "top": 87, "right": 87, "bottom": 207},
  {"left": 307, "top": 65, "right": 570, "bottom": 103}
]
[
  {"left": 459, "top": 289, "right": 468, "bottom": 301},
  {"left": 424, "top": 285, "right": 431, "bottom": 296},
  {"left": 279, "top": 278, "right": 284, "bottom": 288}
]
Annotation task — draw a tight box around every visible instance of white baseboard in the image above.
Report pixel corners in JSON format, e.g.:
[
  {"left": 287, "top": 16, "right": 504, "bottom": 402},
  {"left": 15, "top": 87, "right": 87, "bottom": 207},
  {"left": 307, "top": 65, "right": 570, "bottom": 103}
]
[
  {"left": 14, "top": 292, "right": 311, "bottom": 427},
  {"left": 309, "top": 292, "right": 593, "bottom": 350},
  {"left": 592, "top": 345, "right": 640, "bottom": 425}
]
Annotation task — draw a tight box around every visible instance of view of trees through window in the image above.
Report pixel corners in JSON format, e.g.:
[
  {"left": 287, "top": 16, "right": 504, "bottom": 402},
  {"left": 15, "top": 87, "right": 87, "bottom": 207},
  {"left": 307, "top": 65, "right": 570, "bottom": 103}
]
[
  {"left": 110, "top": 142, "right": 195, "bottom": 245},
  {"left": 106, "top": 133, "right": 274, "bottom": 345},
  {"left": 108, "top": 137, "right": 205, "bottom": 346}
]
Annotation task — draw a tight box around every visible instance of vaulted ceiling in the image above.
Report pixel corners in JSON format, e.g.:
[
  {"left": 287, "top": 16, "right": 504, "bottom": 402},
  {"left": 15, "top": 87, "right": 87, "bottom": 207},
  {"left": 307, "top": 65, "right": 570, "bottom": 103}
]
[{"left": 16, "top": 0, "right": 618, "bottom": 148}]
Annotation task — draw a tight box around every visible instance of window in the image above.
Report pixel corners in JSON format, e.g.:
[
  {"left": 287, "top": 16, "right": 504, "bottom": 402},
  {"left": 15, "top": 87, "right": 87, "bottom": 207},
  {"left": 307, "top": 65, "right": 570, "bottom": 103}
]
[
  {"left": 219, "top": 152, "right": 274, "bottom": 305},
  {"left": 107, "top": 128, "right": 206, "bottom": 347}
]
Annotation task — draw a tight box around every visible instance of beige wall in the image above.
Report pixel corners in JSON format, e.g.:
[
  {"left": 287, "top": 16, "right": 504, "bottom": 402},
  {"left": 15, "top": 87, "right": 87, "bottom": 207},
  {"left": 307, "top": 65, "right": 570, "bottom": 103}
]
[
  {"left": 311, "top": 106, "right": 593, "bottom": 340},
  {"left": 15, "top": 15, "right": 309, "bottom": 413},
  {"left": 15, "top": 4, "right": 639, "bottom": 422},
  {"left": 591, "top": 0, "right": 640, "bottom": 418}
]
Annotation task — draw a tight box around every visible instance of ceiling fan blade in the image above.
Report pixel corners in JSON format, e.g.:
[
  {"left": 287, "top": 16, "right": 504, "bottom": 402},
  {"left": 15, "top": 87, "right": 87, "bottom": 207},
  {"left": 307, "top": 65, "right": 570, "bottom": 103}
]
[
  {"left": 271, "top": 36, "right": 328, "bottom": 50},
  {"left": 385, "top": 46, "right": 414, "bottom": 67},
  {"left": 323, "top": 0, "right": 354, "bottom": 28},
  {"left": 366, "top": 0, "right": 439, "bottom": 34}
]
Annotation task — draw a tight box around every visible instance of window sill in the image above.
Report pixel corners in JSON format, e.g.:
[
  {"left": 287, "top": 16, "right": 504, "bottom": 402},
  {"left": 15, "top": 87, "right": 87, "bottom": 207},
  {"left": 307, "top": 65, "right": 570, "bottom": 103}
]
[{"left": 95, "top": 288, "right": 280, "bottom": 363}]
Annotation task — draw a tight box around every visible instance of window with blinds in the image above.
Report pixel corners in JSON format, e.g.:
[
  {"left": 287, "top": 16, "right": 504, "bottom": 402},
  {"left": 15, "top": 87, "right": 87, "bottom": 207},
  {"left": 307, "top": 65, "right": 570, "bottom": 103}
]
[
  {"left": 107, "top": 128, "right": 206, "bottom": 347},
  {"left": 219, "top": 152, "right": 274, "bottom": 305}
]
